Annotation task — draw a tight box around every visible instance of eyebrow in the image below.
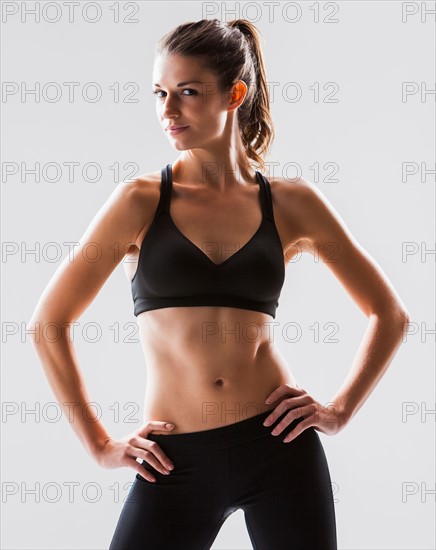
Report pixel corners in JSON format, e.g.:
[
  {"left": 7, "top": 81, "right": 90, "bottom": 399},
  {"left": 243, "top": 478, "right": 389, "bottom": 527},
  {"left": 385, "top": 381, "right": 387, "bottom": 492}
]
[{"left": 153, "top": 80, "right": 203, "bottom": 87}]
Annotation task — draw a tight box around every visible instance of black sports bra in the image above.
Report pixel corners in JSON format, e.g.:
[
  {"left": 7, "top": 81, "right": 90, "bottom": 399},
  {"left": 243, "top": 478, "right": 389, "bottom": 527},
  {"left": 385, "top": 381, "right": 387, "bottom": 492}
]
[{"left": 131, "top": 164, "right": 285, "bottom": 318}]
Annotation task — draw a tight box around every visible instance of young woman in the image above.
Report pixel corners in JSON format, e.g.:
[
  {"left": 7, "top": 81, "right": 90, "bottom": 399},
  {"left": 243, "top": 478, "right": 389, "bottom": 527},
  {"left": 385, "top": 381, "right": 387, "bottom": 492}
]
[{"left": 29, "top": 18, "right": 410, "bottom": 550}]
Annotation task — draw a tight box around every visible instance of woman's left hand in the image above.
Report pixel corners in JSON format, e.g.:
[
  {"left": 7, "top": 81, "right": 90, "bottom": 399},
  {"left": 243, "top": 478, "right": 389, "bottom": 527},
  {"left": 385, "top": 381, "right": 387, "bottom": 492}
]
[{"left": 263, "top": 384, "right": 347, "bottom": 443}]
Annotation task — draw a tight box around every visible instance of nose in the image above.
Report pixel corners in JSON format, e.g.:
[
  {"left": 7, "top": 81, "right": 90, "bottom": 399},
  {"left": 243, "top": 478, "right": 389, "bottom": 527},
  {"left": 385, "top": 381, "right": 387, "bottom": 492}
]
[{"left": 161, "top": 94, "right": 180, "bottom": 120}]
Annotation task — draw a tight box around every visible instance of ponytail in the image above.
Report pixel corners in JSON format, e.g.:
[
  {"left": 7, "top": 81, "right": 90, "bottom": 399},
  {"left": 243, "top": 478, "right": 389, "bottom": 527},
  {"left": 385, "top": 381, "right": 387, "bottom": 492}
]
[{"left": 226, "top": 20, "right": 275, "bottom": 172}]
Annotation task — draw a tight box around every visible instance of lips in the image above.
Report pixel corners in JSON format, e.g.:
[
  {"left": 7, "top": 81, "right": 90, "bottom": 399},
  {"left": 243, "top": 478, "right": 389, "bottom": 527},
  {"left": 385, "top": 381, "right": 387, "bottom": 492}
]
[
  {"left": 166, "top": 126, "right": 189, "bottom": 135},
  {"left": 166, "top": 125, "right": 188, "bottom": 130}
]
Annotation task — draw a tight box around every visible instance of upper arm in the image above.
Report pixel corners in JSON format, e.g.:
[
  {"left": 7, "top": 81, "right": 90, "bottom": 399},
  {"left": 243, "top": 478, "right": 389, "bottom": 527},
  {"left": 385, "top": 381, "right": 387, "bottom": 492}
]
[
  {"left": 286, "top": 177, "right": 410, "bottom": 319},
  {"left": 29, "top": 179, "right": 145, "bottom": 325}
]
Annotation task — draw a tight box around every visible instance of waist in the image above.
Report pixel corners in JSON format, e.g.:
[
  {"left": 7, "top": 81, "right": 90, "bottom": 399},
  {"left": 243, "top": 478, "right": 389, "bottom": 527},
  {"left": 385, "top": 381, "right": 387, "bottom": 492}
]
[
  {"left": 136, "top": 307, "right": 295, "bottom": 433},
  {"left": 142, "top": 361, "right": 296, "bottom": 434}
]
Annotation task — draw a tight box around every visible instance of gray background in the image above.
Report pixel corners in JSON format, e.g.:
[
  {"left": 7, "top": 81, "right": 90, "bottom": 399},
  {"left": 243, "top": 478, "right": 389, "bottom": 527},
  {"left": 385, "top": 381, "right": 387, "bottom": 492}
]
[{"left": 2, "top": 1, "right": 435, "bottom": 549}]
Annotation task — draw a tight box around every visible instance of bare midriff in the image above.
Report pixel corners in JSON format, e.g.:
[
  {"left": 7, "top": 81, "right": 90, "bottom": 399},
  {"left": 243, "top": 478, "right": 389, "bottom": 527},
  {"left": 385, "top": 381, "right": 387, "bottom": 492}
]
[{"left": 137, "top": 305, "right": 298, "bottom": 435}]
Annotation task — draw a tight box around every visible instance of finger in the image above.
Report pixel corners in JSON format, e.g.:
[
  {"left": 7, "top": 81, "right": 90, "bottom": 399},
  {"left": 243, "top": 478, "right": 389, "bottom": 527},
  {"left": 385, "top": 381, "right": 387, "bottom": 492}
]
[
  {"left": 135, "top": 446, "right": 174, "bottom": 476},
  {"left": 137, "top": 421, "right": 176, "bottom": 468},
  {"left": 130, "top": 459, "right": 157, "bottom": 483},
  {"left": 283, "top": 418, "right": 313, "bottom": 444},
  {"left": 269, "top": 405, "right": 313, "bottom": 437},
  {"left": 141, "top": 421, "right": 175, "bottom": 437},
  {"left": 265, "top": 383, "right": 303, "bottom": 404},
  {"left": 263, "top": 395, "right": 310, "bottom": 426},
  {"left": 131, "top": 439, "right": 175, "bottom": 473}
]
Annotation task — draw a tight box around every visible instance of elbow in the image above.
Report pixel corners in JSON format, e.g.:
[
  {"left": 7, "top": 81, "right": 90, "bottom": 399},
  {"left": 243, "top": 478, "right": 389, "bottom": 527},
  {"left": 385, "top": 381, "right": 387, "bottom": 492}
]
[
  {"left": 389, "top": 307, "right": 411, "bottom": 336},
  {"left": 28, "top": 307, "right": 43, "bottom": 333},
  {"left": 27, "top": 315, "right": 60, "bottom": 345},
  {"left": 370, "top": 305, "right": 411, "bottom": 334},
  {"left": 27, "top": 310, "right": 44, "bottom": 332},
  {"left": 400, "top": 308, "right": 411, "bottom": 323},
  {"left": 394, "top": 298, "right": 411, "bottom": 329},
  {"left": 27, "top": 317, "right": 42, "bottom": 346},
  {"left": 399, "top": 308, "right": 411, "bottom": 334}
]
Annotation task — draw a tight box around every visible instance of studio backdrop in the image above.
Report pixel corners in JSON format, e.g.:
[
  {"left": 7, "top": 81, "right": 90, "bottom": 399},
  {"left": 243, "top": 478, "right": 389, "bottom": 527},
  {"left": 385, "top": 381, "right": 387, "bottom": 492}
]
[{"left": 2, "top": 1, "right": 434, "bottom": 549}]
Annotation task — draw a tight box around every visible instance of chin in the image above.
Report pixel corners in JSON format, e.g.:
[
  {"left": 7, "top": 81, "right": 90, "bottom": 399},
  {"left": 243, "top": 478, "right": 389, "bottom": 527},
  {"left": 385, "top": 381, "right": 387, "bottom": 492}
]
[
  {"left": 168, "top": 136, "right": 201, "bottom": 152},
  {"left": 171, "top": 142, "right": 191, "bottom": 151}
]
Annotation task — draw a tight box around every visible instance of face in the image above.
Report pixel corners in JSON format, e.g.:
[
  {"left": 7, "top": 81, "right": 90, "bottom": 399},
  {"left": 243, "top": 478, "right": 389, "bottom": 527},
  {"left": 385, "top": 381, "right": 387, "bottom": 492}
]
[{"left": 152, "top": 52, "right": 246, "bottom": 151}]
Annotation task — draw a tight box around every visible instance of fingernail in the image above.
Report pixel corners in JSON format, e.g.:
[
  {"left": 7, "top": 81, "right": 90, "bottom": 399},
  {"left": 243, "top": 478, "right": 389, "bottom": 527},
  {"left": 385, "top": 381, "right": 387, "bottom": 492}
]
[
  {"left": 265, "top": 399, "right": 271, "bottom": 404},
  {"left": 166, "top": 424, "right": 174, "bottom": 429},
  {"left": 167, "top": 463, "right": 174, "bottom": 470}
]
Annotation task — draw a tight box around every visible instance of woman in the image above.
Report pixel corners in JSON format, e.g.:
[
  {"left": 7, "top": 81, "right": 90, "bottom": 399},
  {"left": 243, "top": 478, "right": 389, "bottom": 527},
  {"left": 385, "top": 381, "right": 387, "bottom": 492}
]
[{"left": 29, "top": 18, "right": 410, "bottom": 550}]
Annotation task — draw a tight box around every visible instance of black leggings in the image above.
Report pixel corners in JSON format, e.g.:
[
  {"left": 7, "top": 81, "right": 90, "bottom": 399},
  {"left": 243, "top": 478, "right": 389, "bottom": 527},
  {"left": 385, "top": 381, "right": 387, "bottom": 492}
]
[{"left": 109, "top": 409, "right": 337, "bottom": 550}]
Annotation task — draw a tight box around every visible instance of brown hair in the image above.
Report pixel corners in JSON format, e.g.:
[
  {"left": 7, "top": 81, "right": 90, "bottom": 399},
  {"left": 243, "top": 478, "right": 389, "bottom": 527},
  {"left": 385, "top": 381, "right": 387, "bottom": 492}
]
[{"left": 155, "top": 18, "right": 274, "bottom": 173}]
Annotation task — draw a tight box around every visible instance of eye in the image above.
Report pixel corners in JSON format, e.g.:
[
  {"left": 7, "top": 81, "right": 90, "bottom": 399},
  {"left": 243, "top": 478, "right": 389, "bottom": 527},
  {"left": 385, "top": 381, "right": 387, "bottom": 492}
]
[{"left": 152, "top": 89, "right": 198, "bottom": 98}]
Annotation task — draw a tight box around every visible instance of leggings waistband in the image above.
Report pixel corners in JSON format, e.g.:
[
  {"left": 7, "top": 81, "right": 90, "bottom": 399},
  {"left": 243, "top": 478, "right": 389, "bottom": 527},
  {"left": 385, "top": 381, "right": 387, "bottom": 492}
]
[{"left": 146, "top": 409, "right": 304, "bottom": 454}]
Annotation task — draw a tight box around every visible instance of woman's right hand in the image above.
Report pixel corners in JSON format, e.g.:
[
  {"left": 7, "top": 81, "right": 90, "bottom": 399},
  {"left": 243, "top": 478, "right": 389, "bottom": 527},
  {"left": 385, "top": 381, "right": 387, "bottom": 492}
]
[{"left": 94, "top": 421, "right": 176, "bottom": 483}]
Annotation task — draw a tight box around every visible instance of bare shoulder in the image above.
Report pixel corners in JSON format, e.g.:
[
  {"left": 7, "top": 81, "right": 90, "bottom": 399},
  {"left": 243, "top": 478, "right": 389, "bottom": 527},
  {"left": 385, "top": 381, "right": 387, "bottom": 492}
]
[
  {"left": 268, "top": 177, "right": 340, "bottom": 254},
  {"left": 104, "top": 173, "right": 157, "bottom": 243},
  {"left": 268, "top": 174, "right": 324, "bottom": 212},
  {"left": 134, "top": 169, "right": 161, "bottom": 188},
  {"left": 28, "top": 170, "right": 163, "bottom": 325},
  {"left": 129, "top": 169, "right": 161, "bottom": 201},
  {"left": 267, "top": 176, "right": 410, "bottom": 320},
  {"left": 267, "top": 174, "right": 353, "bottom": 254},
  {"left": 125, "top": 169, "right": 163, "bottom": 243}
]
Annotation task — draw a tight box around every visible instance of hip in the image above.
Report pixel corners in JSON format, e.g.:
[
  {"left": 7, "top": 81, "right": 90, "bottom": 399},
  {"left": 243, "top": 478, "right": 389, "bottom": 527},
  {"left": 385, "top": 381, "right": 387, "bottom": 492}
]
[{"left": 135, "top": 409, "right": 331, "bottom": 497}]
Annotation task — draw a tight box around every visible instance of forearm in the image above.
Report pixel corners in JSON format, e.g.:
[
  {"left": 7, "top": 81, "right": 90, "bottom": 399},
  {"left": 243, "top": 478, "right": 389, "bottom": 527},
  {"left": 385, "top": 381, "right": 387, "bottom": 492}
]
[
  {"left": 330, "top": 309, "right": 410, "bottom": 424},
  {"left": 29, "top": 321, "right": 111, "bottom": 460}
]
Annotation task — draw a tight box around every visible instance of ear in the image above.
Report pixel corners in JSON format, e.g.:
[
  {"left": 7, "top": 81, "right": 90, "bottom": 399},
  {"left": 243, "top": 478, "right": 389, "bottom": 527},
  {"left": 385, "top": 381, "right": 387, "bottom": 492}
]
[{"left": 227, "top": 80, "right": 247, "bottom": 112}]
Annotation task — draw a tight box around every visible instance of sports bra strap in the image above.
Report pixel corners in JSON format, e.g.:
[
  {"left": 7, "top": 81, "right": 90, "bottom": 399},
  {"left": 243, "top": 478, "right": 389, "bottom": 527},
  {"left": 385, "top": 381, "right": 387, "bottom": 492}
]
[
  {"left": 154, "top": 164, "right": 171, "bottom": 214},
  {"left": 256, "top": 171, "right": 274, "bottom": 221}
]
